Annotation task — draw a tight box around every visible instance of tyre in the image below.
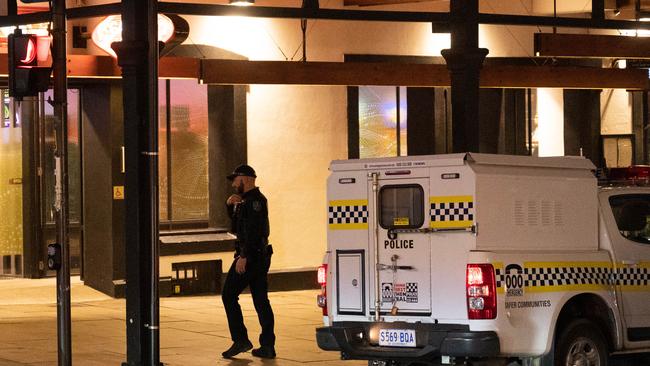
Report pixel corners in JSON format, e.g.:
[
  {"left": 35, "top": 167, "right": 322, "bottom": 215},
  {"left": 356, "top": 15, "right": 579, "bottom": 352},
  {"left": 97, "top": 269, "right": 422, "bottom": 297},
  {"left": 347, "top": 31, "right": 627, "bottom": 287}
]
[{"left": 555, "top": 319, "right": 608, "bottom": 366}]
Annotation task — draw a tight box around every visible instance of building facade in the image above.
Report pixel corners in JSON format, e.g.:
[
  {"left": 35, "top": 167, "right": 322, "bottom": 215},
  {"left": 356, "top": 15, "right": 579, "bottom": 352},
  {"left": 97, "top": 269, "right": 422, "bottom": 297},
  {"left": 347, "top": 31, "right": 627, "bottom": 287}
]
[{"left": 0, "top": 0, "right": 646, "bottom": 296}]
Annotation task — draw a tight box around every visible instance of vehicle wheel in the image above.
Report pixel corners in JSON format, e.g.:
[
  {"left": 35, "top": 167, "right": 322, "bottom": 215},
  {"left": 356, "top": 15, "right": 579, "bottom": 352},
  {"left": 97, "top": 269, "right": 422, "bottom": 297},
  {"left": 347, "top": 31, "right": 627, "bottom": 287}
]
[{"left": 555, "top": 319, "right": 608, "bottom": 366}]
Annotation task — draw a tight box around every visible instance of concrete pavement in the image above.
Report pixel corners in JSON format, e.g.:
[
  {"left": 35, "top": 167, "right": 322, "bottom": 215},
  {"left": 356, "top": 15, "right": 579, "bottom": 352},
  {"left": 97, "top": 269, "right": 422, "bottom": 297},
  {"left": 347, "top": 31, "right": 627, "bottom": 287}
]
[{"left": 0, "top": 277, "right": 364, "bottom": 366}]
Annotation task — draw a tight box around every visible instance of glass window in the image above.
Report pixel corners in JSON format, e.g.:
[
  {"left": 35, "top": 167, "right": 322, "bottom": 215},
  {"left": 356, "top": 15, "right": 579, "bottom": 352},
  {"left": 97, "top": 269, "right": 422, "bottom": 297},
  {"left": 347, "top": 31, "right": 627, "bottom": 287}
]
[
  {"left": 0, "top": 90, "right": 22, "bottom": 269},
  {"left": 609, "top": 194, "right": 650, "bottom": 244},
  {"left": 159, "top": 79, "right": 169, "bottom": 221},
  {"left": 359, "top": 86, "right": 407, "bottom": 158},
  {"left": 168, "top": 79, "right": 209, "bottom": 221},
  {"left": 43, "top": 89, "right": 82, "bottom": 223},
  {"left": 603, "top": 135, "right": 633, "bottom": 168},
  {"left": 2, "top": 90, "right": 10, "bottom": 128},
  {"left": 379, "top": 185, "right": 424, "bottom": 229},
  {"left": 67, "top": 90, "right": 81, "bottom": 223},
  {"left": 41, "top": 89, "right": 82, "bottom": 272}
]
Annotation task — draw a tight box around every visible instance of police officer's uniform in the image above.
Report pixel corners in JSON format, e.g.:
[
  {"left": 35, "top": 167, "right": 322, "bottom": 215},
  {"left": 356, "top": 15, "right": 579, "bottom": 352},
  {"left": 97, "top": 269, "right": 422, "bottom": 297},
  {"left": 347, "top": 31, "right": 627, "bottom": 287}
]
[{"left": 222, "top": 165, "right": 275, "bottom": 359}]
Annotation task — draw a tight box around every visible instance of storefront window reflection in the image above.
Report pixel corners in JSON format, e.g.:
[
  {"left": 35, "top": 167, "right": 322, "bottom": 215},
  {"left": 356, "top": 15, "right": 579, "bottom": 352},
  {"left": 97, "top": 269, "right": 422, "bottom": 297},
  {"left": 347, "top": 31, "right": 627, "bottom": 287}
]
[
  {"left": 159, "top": 80, "right": 209, "bottom": 224},
  {"left": 159, "top": 80, "right": 168, "bottom": 222},
  {"left": 0, "top": 90, "right": 22, "bottom": 275},
  {"left": 43, "top": 89, "right": 82, "bottom": 271},
  {"left": 359, "top": 86, "right": 407, "bottom": 158}
]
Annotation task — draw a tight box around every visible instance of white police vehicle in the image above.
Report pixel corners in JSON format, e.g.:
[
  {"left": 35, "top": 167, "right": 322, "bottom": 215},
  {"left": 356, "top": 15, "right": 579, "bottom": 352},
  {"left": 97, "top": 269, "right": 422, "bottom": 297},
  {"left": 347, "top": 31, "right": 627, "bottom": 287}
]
[{"left": 315, "top": 153, "right": 650, "bottom": 366}]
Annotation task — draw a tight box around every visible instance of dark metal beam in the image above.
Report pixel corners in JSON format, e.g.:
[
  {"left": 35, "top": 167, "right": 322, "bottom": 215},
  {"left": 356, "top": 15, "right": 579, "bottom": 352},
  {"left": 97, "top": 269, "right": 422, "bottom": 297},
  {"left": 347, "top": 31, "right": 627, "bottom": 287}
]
[
  {"left": 442, "top": 0, "right": 487, "bottom": 153},
  {"left": 593, "top": 0, "right": 605, "bottom": 21},
  {"left": 157, "top": 1, "right": 650, "bottom": 29},
  {"left": 113, "top": 0, "right": 161, "bottom": 364},
  {"left": 0, "top": 11, "right": 50, "bottom": 27},
  {"left": 199, "top": 59, "right": 650, "bottom": 90},
  {"left": 158, "top": 2, "right": 448, "bottom": 22},
  {"left": 67, "top": 3, "right": 121, "bottom": 19},
  {"left": 5, "top": 2, "right": 650, "bottom": 30},
  {"left": 478, "top": 12, "right": 650, "bottom": 29},
  {"left": 534, "top": 33, "right": 650, "bottom": 58}
]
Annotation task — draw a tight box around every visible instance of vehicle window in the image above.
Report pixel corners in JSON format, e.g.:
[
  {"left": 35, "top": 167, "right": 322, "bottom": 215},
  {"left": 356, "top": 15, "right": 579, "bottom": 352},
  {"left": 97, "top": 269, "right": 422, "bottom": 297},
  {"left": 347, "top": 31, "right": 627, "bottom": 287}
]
[
  {"left": 379, "top": 185, "right": 424, "bottom": 229},
  {"left": 609, "top": 194, "right": 650, "bottom": 244}
]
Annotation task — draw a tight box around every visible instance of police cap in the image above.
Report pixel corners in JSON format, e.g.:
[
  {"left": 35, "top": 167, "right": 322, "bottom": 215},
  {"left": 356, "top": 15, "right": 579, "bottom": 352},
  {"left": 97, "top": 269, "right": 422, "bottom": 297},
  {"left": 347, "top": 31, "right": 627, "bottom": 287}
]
[{"left": 227, "top": 164, "right": 257, "bottom": 180}]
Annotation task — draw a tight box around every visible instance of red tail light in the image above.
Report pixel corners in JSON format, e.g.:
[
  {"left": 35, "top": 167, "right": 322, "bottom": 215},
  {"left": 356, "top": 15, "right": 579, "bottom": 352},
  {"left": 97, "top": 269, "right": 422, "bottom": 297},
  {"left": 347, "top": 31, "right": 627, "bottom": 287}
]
[
  {"left": 317, "top": 264, "right": 328, "bottom": 316},
  {"left": 317, "top": 264, "right": 327, "bottom": 286},
  {"left": 466, "top": 264, "right": 497, "bottom": 320}
]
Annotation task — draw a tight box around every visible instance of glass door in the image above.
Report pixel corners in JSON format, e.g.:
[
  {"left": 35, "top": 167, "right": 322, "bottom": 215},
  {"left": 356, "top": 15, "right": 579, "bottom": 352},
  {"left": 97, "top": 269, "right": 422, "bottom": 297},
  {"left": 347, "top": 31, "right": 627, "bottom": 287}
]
[
  {"left": 0, "top": 90, "right": 23, "bottom": 276},
  {"left": 41, "top": 89, "right": 82, "bottom": 274}
]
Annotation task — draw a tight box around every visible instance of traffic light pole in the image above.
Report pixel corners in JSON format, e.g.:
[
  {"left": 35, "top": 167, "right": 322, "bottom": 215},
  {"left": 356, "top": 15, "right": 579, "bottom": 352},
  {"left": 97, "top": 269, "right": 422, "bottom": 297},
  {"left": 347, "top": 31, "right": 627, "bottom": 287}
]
[
  {"left": 52, "top": 0, "right": 72, "bottom": 365},
  {"left": 113, "top": 0, "right": 162, "bottom": 364}
]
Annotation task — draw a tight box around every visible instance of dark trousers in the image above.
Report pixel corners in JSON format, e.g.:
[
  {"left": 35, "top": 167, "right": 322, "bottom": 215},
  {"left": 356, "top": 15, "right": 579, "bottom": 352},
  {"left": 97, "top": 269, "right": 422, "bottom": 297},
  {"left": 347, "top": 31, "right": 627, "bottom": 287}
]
[{"left": 222, "top": 253, "right": 275, "bottom": 347}]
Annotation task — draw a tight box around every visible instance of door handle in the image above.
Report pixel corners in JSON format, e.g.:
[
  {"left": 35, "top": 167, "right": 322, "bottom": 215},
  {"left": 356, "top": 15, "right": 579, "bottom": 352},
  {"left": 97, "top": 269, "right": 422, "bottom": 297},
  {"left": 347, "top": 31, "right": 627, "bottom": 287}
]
[{"left": 621, "top": 260, "right": 639, "bottom": 266}]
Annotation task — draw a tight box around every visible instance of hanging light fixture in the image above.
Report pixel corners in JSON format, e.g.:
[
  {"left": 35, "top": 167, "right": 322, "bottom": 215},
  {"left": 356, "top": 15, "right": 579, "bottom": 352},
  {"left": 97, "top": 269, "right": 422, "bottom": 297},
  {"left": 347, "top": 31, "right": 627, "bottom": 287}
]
[
  {"left": 92, "top": 14, "right": 176, "bottom": 58},
  {"left": 229, "top": 0, "right": 254, "bottom": 6}
]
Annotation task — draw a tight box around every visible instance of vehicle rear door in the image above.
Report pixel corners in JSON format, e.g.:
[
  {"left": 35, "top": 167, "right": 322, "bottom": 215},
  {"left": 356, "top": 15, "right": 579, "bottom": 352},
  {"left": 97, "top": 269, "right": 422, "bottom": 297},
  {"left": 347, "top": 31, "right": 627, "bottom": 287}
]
[{"left": 368, "top": 173, "right": 431, "bottom": 316}]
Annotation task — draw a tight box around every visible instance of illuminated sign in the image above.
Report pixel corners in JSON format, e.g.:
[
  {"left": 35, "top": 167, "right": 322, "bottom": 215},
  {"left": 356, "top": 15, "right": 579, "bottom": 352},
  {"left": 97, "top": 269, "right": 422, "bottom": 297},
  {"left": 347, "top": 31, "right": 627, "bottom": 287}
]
[{"left": 20, "top": 37, "right": 36, "bottom": 63}]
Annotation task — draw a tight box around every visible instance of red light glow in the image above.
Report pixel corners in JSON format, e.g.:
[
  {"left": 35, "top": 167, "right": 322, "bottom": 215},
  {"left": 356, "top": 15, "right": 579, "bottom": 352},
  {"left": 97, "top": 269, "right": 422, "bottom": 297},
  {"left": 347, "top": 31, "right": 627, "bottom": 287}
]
[
  {"left": 466, "top": 266, "right": 484, "bottom": 285},
  {"left": 20, "top": 38, "right": 36, "bottom": 64},
  {"left": 317, "top": 264, "right": 328, "bottom": 285},
  {"left": 466, "top": 264, "right": 497, "bottom": 320}
]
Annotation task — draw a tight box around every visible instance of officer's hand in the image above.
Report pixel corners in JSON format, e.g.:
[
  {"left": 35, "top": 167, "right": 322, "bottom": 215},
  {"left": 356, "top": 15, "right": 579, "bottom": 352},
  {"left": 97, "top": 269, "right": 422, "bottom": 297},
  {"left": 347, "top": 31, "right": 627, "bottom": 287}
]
[
  {"left": 227, "top": 194, "right": 242, "bottom": 206},
  {"left": 236, "top": 257, "right": 247, "bottom": 274}
]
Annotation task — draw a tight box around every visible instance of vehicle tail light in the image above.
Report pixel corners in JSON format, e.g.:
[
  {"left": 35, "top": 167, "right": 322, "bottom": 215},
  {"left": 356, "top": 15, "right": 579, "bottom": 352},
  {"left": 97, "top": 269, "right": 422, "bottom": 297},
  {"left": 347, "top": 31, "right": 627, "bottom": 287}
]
[
  {"left": 466, "top": 264, "right": 496, "bottom": 320},
  {"left": 317, "top": 264, "right": 327, "bottom": 286},
  {"left": 317, "top": 264, "right": 328, "bottom": 316}
]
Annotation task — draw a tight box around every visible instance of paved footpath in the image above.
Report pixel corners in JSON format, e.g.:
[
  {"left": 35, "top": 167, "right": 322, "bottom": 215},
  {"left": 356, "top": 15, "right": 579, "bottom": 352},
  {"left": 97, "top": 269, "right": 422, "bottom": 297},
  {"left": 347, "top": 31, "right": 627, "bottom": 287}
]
[{"left": 0, "top": 277, "right": 365, "bottom": 366}]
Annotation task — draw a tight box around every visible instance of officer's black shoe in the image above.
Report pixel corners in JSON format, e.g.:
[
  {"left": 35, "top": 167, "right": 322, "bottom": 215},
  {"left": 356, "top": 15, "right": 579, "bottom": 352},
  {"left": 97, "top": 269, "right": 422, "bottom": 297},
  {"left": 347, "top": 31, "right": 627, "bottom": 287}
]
[
  {"left": 221, "top": 340, "right": 253, "bottom": 359},
  {"left": 251, "top": 346, "right": 276, "bottom": 359}
]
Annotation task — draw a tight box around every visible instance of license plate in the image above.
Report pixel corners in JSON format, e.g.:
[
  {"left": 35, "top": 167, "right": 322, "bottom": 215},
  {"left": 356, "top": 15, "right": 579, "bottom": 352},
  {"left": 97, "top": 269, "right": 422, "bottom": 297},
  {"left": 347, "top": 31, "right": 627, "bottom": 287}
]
[{"left": 378, "top": 329, "right": 416, "bottom": 347}]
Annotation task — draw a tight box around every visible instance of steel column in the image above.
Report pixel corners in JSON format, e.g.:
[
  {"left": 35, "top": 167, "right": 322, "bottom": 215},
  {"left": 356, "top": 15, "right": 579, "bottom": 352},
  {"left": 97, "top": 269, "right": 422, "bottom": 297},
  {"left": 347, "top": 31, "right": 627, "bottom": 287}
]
[
  {"left": 441, "top": 0, "right": 488, "bottom": 152},
  {"left": 52, "top": 0, "right": 72, "bottom": 364},
  {"left": 113, "top": 0, "right": 161, "bottom": 364},
  {"left": 593, "top": 0, "right": 605, "bottom": 20}
]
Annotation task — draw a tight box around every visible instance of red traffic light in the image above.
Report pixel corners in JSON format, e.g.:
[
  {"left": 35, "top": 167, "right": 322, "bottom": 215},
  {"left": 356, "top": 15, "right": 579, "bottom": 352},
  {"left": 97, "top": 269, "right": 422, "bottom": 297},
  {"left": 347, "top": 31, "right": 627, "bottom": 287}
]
[
  {"left": 9, "top": 32, "right": 38, "bottom": 67},
  {"left": 8, "top": 30, "right": 51, "bottom": 100},
  {"left": 20, "top": 37, "right": 37, "bottom": 64}
]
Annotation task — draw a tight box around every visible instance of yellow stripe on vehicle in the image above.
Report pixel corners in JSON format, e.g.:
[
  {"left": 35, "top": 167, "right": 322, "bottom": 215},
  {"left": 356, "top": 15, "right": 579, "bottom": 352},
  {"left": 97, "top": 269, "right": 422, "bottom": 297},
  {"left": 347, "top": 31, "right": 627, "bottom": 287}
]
[
  {"left": 329, "top": 199, "right": 368, "bottom": 206},
  {"left": 328, "top": 223, "right": 368, "bottom": 230},
  {"left": 524, "top": 261, "right": 612, "bottom": 269}
]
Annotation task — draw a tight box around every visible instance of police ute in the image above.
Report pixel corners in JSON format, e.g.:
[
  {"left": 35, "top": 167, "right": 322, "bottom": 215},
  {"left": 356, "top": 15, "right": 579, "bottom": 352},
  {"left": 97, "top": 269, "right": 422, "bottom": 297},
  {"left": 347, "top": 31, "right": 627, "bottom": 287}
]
[{"left": 315, "top": 153, "right": 650, "bottom": 366}]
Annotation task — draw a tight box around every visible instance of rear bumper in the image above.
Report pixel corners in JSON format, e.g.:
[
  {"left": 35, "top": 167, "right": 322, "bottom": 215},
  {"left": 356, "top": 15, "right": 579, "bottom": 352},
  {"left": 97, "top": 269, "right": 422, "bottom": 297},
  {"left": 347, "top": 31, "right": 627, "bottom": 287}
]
[{"left": 316, "top": 322, "right": 499, "bottom": 361}]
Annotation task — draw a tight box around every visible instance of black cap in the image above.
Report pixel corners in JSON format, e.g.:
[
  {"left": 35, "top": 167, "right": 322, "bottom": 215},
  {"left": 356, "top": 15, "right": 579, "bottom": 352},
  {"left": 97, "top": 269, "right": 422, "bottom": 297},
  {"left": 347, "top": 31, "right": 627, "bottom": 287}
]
[{"left": 227, "top": 164, "right": 257, "bottom": 180}]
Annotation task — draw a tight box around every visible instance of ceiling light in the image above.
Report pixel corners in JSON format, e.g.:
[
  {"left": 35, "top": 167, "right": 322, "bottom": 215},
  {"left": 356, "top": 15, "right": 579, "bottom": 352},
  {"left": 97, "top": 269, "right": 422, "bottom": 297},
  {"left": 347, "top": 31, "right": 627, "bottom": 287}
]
[
  {"left": 229, "top": 0, "right": 254, "bottom": 6},
  {"left": 92, "top": 14, "right": 176, "bottom": 58}
]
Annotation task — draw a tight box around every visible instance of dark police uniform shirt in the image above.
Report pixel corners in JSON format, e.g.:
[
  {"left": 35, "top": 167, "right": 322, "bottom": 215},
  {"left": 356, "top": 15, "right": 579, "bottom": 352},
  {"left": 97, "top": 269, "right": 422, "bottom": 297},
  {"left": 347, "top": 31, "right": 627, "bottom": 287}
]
[{"left": 228, "top": 187, "right": 270, "bottom": 261}]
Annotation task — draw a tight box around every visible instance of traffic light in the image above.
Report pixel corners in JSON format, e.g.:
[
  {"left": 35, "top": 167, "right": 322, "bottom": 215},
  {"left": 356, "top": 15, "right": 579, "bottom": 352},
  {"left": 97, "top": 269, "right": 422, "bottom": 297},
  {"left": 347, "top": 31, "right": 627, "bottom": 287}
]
[{"left": 8, "top": 29, "right": 52, "bottom": 100}]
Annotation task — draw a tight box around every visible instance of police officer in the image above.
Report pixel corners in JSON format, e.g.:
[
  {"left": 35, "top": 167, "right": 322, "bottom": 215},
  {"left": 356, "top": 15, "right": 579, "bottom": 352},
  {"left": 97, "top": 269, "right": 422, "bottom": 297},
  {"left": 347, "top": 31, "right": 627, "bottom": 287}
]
[{"left": 221, "top": 164, "right": 276, "bottom": 359}]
